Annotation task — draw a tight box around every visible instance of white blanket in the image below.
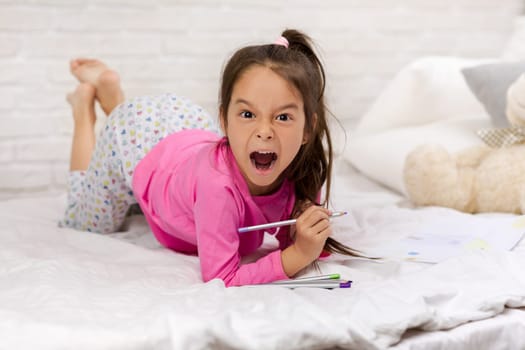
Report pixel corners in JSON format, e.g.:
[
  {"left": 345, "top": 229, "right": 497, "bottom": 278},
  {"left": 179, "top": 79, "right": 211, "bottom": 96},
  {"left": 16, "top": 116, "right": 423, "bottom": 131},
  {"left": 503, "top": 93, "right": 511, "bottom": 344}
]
[{"left": 1, "top": 163, "right": 525, "bottom": 350}]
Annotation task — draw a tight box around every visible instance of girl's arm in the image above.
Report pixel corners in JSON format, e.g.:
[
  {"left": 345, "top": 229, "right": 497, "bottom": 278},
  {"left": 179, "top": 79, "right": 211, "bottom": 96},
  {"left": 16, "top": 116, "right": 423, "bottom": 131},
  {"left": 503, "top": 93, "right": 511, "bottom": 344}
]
[
  {"left": 280, "top": 205, "right": 332, "bottom": 277},
  {"left": 195, "top": 190, "right": 290, "bottom": 286}
]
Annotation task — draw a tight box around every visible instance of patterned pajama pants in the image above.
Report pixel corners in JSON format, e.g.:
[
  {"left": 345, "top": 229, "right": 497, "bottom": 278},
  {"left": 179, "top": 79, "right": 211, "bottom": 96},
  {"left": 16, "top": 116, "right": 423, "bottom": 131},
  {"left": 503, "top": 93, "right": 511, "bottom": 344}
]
[{"left": 60, "top": 93, "right": 218, "bottom": 233}]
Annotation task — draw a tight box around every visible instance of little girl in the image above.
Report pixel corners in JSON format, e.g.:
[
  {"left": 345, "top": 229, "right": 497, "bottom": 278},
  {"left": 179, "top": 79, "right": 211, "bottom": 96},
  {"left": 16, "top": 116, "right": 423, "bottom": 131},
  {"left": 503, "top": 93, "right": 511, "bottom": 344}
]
[{"left": 61, "top": 29, "right": 357, "bottom": 287}]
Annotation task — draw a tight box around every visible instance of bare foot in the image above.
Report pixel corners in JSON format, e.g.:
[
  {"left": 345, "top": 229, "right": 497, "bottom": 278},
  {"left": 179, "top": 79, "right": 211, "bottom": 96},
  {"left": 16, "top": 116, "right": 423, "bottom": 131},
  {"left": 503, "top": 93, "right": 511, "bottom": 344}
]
[
  {"left": 70, "top": 58, "right": 125, "bottom": 116},
  {"left": 67, "top": 83, "right": 97, "bottom": 126}
]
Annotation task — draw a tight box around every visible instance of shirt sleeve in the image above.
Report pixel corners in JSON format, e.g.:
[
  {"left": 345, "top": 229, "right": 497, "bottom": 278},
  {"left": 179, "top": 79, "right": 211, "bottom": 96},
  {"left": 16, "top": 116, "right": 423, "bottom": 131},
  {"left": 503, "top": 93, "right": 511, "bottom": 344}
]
[{"left": 193, "top": 185, "right": 289, "bottom": 287}]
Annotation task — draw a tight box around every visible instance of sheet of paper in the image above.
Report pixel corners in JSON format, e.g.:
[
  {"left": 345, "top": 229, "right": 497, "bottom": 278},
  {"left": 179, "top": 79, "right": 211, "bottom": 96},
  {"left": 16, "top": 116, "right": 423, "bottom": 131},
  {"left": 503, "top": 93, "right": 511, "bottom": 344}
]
[{"left": 370, "top": 214, "right": 525, "bottom": 263}]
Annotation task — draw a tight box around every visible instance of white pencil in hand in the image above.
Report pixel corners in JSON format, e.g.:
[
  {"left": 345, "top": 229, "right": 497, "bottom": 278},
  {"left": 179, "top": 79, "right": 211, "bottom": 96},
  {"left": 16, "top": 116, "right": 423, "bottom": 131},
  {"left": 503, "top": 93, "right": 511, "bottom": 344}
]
[{"left": 238, "top": 210, "right": 348, "bottom": 233}]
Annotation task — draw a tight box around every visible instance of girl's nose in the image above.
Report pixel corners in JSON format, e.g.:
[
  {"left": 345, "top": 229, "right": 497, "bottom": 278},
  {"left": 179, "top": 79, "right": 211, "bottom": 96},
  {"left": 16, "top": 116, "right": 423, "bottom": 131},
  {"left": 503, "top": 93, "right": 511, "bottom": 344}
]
[{"left": 256, "top": 121, "right": 274, "bottom": 140}]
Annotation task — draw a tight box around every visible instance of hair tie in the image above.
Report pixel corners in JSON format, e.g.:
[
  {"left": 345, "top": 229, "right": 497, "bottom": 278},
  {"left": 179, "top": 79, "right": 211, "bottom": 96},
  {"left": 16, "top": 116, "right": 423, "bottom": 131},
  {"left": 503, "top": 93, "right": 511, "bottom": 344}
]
[{"left": 273, "top": 36, "right": 289, "bottom": 48}]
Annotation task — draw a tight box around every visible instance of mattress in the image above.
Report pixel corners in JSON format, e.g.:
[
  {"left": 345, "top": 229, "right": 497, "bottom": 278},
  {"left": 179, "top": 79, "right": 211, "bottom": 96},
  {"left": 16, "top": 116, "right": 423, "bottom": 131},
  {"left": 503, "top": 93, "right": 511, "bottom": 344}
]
[{"left": 1, "top": 158, "right": 524, "bottom": 350}]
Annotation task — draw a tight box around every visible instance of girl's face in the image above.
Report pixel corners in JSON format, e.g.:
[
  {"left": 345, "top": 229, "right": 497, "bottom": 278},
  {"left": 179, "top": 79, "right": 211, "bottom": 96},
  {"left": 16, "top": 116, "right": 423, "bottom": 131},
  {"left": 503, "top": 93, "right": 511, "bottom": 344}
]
[{"left": 221, "top": 65, "right": 307, "bottom": 196}]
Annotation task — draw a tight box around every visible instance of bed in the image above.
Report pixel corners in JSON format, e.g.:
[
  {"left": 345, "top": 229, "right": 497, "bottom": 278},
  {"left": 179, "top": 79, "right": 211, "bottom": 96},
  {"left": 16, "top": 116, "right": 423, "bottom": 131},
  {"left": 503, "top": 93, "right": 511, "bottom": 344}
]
[
  {"left": 1, "top": 152, "right": 525, "bottom": 350},
  {"left": 3, "top": 19, "right": 525, "bottom": 350}
]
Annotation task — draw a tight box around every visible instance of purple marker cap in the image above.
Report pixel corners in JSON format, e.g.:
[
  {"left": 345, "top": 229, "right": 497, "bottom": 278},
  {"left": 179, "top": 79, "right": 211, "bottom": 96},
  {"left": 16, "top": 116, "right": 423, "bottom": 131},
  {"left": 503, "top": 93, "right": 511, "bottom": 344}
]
[{"left": 339, "top": 281, "right": 352, "bottom": 288}]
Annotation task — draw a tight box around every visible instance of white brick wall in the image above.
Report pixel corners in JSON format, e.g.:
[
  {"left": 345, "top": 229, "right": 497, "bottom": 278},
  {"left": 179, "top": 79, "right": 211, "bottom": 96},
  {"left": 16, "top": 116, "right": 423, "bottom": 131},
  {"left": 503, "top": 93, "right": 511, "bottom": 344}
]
[{"left": 0, "top": 0, "right": 523, "bottom": 198}]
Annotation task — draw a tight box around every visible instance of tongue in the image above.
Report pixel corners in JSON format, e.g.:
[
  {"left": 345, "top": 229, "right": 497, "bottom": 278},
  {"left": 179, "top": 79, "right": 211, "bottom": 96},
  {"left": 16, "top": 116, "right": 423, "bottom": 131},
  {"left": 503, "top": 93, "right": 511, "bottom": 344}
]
[{"left": 252, "top": 152, "right": 274, "bottom": 165}]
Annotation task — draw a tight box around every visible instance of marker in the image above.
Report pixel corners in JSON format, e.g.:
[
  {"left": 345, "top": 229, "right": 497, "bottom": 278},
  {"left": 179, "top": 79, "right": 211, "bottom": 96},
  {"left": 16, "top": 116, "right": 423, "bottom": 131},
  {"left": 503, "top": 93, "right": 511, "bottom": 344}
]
[
  {"left": 260, "top": 281, "right": 352, "bottom": 289},
  {"left": 238, "top": 210, "right": 348, "bottom": 233},
  {"left": 271, "top": 273, "right": 341, "bottom": 284}
]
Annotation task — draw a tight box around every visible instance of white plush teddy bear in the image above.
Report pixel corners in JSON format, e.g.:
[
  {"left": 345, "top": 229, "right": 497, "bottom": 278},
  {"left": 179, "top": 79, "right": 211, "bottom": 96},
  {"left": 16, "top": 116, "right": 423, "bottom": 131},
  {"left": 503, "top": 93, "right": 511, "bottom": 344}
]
[{"left": 403, "top": 73, "right": 525, "bottom": 214}]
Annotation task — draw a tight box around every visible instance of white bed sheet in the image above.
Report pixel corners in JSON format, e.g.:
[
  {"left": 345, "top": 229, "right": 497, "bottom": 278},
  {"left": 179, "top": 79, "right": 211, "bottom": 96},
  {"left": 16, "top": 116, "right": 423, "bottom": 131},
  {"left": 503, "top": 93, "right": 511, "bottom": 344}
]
[{"left": 1, "top": 158, "right": 525, "bottom": 350}]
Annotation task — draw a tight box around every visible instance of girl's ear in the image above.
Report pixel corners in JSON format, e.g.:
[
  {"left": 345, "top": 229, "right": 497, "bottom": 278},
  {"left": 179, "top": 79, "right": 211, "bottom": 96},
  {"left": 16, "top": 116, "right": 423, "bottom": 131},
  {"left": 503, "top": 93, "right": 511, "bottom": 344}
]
[
  {"left": 303, "top": 113, "right": 318, "bottom": 144},
  {"left": 219, "top": 106, "right": 227, "bottom": 136}
]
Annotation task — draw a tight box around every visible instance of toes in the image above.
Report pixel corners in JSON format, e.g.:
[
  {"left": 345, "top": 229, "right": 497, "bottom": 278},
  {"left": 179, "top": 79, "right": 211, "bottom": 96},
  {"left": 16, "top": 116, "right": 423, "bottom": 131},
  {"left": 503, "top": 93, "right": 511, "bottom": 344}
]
[
  {"left": 70, "top": 58, "right": 94, "bottom": 72},
  {"left": 73, "top": 58, "right": 97, "bottom": 66},
  {"left": 70, "top": 59, "right": 80, "bottom": 74}
]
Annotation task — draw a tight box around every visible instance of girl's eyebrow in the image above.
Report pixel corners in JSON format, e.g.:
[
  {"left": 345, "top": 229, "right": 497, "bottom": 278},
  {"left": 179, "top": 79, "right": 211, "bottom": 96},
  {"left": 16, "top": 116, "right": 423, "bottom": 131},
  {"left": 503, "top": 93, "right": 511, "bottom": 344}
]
[{"left": 234, "top": 98, "right": 299, "bottom": 111}]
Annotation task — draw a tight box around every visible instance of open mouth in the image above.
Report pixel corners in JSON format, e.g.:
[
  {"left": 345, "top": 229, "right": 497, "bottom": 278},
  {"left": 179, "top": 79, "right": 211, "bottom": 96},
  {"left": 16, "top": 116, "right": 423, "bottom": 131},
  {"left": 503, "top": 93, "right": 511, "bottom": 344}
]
[{"left": 250, "top": 151, "right": 277, "bottom": 170}]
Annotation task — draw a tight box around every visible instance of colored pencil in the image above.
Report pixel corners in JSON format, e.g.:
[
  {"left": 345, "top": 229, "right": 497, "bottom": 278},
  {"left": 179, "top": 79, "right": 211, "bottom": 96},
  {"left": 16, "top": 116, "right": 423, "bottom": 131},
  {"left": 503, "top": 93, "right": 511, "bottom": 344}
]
[
  {"left": 261, "top": 280, "right": 352, "bottom": 289},
  {"left": 271, "top": 273, "right": 341, "bottom": 284},
  {"left": 238, "top": 211, "right": 348, "bottom": 233}
]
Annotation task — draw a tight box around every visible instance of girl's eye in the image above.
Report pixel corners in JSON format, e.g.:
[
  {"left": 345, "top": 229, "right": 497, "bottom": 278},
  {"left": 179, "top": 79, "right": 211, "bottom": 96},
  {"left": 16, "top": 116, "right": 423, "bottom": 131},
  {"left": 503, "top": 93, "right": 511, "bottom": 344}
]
[
  {"left": 241, "top": 111, "right": 254, "bottom": 119},
  {"left": 276, "top": 114, "right": 289, "bottom": 121}
]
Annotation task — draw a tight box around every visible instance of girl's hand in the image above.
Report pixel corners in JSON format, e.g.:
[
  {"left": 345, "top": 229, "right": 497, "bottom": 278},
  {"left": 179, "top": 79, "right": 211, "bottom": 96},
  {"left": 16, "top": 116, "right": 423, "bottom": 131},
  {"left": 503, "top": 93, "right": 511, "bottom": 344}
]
[
  {"left": 280, "top": 205, "right": 332, "bottom": 277},
  {"left": 293, "top": 205, "right": 332, "bottom": 260}
]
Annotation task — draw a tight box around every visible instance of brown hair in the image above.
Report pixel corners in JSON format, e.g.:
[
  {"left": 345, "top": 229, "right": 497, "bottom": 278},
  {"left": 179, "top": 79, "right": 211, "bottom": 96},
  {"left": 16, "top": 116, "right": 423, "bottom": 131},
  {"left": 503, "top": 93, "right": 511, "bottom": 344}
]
[{"left": 219, "top": 29, "right": 360, "bottom": 257}]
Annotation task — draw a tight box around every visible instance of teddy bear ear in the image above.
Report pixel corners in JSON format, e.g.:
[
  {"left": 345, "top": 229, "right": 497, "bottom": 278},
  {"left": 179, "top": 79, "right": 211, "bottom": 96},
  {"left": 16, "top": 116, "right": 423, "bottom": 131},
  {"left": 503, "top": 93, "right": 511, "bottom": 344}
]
[{"left": 506, "top": 73, "right": 525, "bottom": 126}]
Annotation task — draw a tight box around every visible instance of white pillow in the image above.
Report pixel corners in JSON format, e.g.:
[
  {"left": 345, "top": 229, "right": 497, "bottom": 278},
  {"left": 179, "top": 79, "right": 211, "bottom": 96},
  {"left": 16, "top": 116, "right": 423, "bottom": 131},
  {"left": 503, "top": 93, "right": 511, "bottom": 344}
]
[
  {"left": 502, "top": 16, "right": 525, "bottom": 61},
  {"left": 344, "top": 56, "right": 492, "bottom": 195},
  {"left": 346, "top": 118, "right": 490, "bottom": 195}
]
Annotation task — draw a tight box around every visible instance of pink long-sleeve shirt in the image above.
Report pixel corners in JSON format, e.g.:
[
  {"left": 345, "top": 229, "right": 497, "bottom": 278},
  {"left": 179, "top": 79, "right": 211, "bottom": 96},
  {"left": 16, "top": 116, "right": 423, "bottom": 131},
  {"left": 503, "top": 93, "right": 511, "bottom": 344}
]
[{"left": 132, "top": 129, "right": 295, "bottom": 286}]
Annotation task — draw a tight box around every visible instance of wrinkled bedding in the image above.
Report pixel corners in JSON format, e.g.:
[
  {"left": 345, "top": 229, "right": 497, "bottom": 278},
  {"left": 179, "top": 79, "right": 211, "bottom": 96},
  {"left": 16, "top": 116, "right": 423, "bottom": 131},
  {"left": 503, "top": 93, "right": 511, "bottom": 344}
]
[{"left": 1, "top": 160, "right": 524, "bottom": 350}]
